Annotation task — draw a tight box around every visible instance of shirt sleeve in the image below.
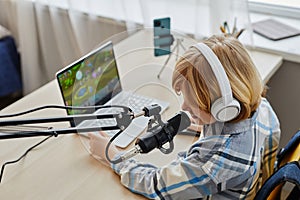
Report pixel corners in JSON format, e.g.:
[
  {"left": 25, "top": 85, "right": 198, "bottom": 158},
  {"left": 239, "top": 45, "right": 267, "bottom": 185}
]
[
  {"left": 112, "top": 150, "right": 218, "bottom": 200},
  {"left": 259, "top": 98, "right": 281, "bottom": 181},
  {"left": 111, "top": 134, "right": 255, "bottom": 200}
]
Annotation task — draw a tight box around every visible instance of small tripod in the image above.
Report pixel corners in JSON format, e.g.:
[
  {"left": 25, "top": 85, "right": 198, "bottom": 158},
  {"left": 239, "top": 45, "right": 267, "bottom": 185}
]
[{"left": 157, "top": 38, "right": 186, "bottom": 79}]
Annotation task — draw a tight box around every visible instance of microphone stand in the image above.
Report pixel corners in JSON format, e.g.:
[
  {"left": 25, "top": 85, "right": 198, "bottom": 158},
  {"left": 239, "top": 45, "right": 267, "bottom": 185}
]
[
  {"left": 0, "top": 105, "right": 162, "bottom": 140},
  {"left": 0, "top": 104, "right": 178, "bottom": 164}
]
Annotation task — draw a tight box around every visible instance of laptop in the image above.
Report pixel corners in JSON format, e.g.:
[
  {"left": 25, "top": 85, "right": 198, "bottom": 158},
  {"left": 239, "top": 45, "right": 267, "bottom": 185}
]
[
  {"left": 56, "top": 41, "right": 169, "bottom": 148},
  {"left": 252, "top": 19, "right": 300, "bottom": 41}
]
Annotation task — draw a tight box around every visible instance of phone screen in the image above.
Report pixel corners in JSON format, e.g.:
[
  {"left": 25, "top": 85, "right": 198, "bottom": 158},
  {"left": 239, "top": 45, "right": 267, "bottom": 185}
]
[{"left": 153, "top": 17, "right": 173, "bottom": 56}]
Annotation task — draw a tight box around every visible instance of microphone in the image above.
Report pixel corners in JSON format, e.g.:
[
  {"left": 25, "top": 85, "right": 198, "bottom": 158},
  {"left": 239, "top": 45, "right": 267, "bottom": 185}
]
[{"left": 119, "top": 111, "right": 191, "bottom": 161}]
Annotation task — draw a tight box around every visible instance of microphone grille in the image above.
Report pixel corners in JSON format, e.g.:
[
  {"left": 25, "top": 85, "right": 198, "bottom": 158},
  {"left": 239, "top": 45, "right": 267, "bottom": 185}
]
[
  {"left": 168, "top": 111, "right": 191, "bottom": 133},
  {"left": 178, "top": 111, "right": 191, "bottom": 131}
]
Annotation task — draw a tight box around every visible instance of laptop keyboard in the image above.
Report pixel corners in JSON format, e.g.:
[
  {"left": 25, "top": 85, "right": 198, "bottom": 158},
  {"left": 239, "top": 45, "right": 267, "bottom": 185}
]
[
  {"left": 89, "top": 118, "right": 116, "bottom": 127},
  {"left": 79, "top": 93, "right": 154, "bottom": 136},
  {"left": 113, "top": 93, "right": 154, "bottom": 113},
  {"left": 78, "top": 92, "right": 169, "bottom": 148}
]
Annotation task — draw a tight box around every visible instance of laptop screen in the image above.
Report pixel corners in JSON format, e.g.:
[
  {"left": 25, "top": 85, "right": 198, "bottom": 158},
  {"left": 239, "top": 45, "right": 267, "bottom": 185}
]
[{"left": 56, "top": 41, "right": 122, "bottom": 115}]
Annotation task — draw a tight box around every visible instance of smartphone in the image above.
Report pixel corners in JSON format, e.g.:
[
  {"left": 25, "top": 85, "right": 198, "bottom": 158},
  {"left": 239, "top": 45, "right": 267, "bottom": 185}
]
[{"left": 153, "top": 17, "right": 174, "bottom": 57}]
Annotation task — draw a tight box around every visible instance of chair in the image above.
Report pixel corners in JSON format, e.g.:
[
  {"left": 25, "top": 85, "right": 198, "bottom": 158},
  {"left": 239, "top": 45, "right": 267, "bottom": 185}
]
[
  {"left": 254, "top": 161, "right": 300, "bottom": 200},
  {"left": 276, "top": 130, "right": 300, "bottom": 168},
  {"left": 0, "top": 35, "right": 23, "bottom": 108},
  {"left": 254, "top": 130, "right": 300, "bottom": 200}
]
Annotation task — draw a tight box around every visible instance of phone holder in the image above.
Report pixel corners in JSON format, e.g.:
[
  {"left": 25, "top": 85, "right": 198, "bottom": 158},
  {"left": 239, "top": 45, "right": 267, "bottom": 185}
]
[{"left": 157, "top": 37, "right": 186, "bottom": 79}]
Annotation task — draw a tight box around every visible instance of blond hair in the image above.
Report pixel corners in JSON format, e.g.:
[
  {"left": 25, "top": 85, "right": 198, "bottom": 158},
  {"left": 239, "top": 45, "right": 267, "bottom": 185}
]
[{"left": 172, "top": 35, "right": 263, "bottom": 122}]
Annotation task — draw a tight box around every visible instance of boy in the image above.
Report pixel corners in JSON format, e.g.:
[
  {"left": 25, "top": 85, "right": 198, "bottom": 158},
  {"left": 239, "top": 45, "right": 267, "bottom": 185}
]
[{"left": 89, "top": 35, "right": 280, "bottom": 199}]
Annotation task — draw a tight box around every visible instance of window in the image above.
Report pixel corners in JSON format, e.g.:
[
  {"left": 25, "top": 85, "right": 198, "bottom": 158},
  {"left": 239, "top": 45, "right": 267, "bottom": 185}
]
[
  {"left": 250, "top": 0, "right": 300, "bottom": 8},
  {"left": 249, "top": 0, "right": 300, "bottom": 18}
]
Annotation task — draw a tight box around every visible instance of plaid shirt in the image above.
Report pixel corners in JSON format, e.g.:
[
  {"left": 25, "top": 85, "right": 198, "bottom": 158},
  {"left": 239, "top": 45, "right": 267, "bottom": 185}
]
[{"left": 112, "top": 98, "right": 281, "bottom": 200}]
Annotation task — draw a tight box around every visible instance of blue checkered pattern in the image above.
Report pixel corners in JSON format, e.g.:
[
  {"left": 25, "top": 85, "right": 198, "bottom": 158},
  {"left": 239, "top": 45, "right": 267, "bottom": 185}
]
[{"left": 112, "top": 98, "right": 280, "bottom": 200}]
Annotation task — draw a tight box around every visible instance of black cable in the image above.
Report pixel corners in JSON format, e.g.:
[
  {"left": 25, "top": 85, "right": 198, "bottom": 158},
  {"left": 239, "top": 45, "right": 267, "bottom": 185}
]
[
  {"left": 105, "top": 130, "right": 124, "bottom": 164},
  {"left": 0, "top": 104, "right": 131, "bottom": 118},
  {"left": 0, "top": 135, "right": 53, "bottom": 183}
]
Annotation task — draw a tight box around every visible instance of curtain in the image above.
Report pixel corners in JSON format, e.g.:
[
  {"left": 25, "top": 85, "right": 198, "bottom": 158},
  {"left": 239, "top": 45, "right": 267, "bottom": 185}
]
[
  {"left": 0, "top": 0, "right": 128, "bottom": 95},
  {"left": 0, "top": 0, "right": 251, "bottom": 95}
]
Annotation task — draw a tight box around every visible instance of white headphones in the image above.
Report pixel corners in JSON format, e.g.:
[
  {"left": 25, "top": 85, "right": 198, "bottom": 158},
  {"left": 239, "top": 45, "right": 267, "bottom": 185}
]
[{"left": 193, "top": 43, "right": 240, "bottom": 122}]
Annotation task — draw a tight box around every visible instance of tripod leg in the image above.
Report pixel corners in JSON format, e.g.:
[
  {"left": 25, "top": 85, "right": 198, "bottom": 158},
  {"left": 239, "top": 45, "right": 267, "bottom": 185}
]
[
  {"left": 179, "top": 41, "right": 186, "bottom": 51},
  {"left": 174, "top": 39, "right": 186, "bottom": 62},
  {"left": 176, "top": 41, "right": 179, "bottom": 61},
  {"left": 157, "top": 42, "right": 179, "bottom": 79},
  {"left": 157, "top": 54, "right": 171, "bottom": 79}
]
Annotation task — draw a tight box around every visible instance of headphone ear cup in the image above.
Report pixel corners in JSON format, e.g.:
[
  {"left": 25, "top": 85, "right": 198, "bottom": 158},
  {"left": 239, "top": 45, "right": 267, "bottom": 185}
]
[{"left": 211, "top": 98, "right": 241, "bottom": 122}]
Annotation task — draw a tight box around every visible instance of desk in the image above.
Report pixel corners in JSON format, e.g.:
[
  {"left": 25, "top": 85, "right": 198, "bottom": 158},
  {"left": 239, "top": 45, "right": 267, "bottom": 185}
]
[{"left": 0, "top": 30, "right": 283, "bottom": 200}]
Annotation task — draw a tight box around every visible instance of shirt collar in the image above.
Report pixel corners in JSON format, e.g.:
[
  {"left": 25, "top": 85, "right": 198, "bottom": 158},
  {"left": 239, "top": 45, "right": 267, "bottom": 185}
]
[{"left": 203, "top": 110, "right": 258, "bottom": 137}]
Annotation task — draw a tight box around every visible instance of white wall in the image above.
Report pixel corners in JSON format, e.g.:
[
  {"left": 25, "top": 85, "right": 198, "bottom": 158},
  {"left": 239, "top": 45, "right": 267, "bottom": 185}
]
[{"left": 267, "top": 60, "right": 300, "bottom": 148}]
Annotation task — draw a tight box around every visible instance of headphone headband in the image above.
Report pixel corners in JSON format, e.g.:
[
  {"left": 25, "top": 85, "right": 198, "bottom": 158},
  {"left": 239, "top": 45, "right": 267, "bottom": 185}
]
[
  {"left": 193, "top": 43, "right": 233, "bottom": 105},
  {"left": 193, "top": 43, "right": 240, "bottom": 122}
]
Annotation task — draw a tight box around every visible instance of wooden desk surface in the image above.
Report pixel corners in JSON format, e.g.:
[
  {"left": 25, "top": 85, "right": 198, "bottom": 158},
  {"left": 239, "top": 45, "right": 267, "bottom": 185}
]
[{"left": 0, "top": 30, "right": 283, "bottom": 200}]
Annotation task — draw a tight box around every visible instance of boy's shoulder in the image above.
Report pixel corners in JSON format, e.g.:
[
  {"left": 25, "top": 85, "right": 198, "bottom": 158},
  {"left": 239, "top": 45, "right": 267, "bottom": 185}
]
[{"left": 256, "top": 97, "right": 280, "bottom": 132}]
